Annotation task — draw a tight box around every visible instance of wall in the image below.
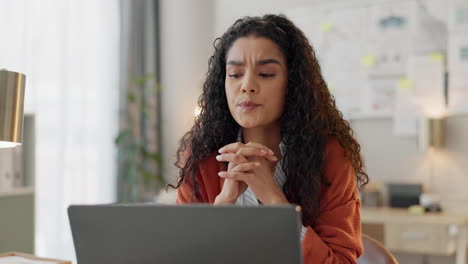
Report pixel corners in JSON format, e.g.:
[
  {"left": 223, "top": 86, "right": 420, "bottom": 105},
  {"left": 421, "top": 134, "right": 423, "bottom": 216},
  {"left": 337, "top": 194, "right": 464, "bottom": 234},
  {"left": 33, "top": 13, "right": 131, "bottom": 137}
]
[{"left": 159, "top": 0, "right": 215, "bottom": 185}]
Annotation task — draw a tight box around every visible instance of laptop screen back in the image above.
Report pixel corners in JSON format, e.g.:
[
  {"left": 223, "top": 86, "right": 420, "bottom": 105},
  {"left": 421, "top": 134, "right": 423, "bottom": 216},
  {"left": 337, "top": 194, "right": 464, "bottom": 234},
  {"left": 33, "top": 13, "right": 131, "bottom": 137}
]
[{"left": 68, "top": 204, "right": 302, "bottom": 264}]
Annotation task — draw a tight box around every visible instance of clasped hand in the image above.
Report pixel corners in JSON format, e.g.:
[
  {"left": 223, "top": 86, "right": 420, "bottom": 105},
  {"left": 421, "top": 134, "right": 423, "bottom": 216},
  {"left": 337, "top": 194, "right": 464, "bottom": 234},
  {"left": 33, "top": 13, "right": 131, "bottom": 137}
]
[{"left": 214, "top": 142, "right": 288, "bottom": 205}]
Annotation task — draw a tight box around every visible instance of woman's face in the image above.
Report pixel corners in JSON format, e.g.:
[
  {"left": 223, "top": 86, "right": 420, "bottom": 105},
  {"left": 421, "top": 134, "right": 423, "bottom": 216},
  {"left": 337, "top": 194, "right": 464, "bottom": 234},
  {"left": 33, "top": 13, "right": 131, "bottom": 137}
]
[{"left": 225, "top": 36, "right": 288, "bottom": 129}]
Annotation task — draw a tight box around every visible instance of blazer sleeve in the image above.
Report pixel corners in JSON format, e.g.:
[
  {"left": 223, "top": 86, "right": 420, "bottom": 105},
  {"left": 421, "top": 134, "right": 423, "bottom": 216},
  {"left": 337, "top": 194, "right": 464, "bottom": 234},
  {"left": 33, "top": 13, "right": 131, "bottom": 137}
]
[
  {"left": 176, "top": 152, "right": 221, "bottom": 204},
  {"left": 301, "top": 139, "right": 363, "bottom": 264}
]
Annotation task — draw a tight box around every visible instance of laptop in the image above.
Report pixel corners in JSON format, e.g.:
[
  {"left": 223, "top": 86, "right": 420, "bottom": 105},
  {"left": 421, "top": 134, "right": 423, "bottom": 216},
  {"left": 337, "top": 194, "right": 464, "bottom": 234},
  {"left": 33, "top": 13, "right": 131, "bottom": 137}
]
[{"left": 68, "top": 204, "right": 303, "bottom": 264}]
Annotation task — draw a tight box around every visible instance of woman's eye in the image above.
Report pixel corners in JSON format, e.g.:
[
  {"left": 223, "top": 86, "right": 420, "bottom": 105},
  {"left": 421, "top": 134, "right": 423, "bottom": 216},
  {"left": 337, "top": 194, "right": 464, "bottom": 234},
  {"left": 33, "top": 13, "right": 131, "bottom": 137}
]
[
  {"left": 228, "top": 74, "right": 241, "bottom": 78},
  {"left": 260, "top": 73, "right": 275, "bottom": 78}
]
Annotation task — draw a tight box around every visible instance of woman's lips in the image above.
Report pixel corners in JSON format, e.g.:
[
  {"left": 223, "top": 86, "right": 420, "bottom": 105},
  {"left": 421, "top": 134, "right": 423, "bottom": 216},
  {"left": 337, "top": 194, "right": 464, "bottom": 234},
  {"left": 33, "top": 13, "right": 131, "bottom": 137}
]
[{"left": 238, "top": 102, "right": 260, "bottom": 111}]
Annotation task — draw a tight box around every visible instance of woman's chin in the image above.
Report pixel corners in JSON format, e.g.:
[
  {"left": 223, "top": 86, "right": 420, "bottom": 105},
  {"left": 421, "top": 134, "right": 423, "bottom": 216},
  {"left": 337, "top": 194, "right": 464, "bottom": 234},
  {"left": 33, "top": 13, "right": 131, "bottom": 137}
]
[
  {"left": 237, "top": 120, "right": 259, "bottom": 129},
  {"left": 237, "top": 120, "right": 267, "bottom": 129}
]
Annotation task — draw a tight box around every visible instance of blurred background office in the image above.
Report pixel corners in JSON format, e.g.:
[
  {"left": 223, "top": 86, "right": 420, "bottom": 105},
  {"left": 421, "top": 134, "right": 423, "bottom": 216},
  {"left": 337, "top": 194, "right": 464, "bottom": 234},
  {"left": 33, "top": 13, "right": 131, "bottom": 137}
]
[{"left": 1, "top": 0, "right": 468, "bottom": 263}]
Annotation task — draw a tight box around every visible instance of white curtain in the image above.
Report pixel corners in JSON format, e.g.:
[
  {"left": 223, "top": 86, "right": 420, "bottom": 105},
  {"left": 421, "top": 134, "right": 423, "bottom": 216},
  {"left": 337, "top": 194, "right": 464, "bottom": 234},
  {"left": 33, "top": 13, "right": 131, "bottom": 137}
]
[{"left": 0, "top": 0, "right": 120, "bottom": 261}]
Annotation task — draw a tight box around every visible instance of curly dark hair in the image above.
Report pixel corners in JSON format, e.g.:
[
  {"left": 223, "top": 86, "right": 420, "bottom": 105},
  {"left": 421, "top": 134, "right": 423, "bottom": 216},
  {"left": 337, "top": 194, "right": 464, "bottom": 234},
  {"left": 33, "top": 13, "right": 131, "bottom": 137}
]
[{"left": 170, "top": 14, "right": 368, "bottom": 224}]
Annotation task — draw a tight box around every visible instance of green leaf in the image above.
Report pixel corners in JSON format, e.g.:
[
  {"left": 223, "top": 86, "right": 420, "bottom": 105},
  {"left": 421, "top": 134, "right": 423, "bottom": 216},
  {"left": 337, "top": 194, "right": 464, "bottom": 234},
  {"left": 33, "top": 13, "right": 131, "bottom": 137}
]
[
  {"left": 139, "top": 166, "right": 155, "bottom": 185},
  {"left": 127, "top": 91, "right": 136, "bottom": 103},
  {"left": 133, "top": 73, "right": 155, "bottom": 86},
  {"left": 144, "top": 151, "right": 163, "bottom": 164},
  {"left": 115, "top": 130, "right": 131, "bottom": 145},
  {"left": 156, "top": 83, "right": 162, "bottom": 92}
]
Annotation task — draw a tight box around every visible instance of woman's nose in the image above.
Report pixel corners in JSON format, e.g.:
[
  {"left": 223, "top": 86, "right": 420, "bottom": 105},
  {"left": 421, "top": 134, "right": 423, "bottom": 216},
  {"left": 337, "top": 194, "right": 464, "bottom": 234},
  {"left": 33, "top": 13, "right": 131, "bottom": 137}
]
[{"left": 240, "top": 74, "right": 258, "bottom": 94}]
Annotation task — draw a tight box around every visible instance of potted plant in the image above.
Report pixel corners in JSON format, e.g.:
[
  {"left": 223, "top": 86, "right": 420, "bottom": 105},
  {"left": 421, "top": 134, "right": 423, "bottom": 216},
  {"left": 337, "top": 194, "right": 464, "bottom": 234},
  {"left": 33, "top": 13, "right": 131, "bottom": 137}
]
[{"left": 115, "top": 73, "right": 164, "bottom": 202}]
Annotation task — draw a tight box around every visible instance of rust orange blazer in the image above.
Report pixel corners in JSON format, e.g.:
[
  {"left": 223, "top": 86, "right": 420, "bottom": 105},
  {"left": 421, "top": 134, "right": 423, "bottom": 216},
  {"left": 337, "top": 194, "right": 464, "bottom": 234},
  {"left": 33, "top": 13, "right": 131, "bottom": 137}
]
[{"left": 176, "top": 138, "right": 363, "bottom": 263}]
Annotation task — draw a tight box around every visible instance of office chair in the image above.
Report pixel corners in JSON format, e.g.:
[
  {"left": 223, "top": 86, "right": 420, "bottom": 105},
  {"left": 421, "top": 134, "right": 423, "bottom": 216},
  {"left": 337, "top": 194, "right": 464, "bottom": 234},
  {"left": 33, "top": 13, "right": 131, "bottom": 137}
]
[{"left": 358, "top": 234, "right": 398, "bottom": 264}]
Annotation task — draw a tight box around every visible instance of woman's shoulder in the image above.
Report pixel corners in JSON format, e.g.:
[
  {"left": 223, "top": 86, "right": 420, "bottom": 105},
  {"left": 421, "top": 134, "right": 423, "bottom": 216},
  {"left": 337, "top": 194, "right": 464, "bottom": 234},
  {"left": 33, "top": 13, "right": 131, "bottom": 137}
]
[
  {"left": 320, "top": 136, "right": 360, "bottom": 210},
  {"left": 323, "top": 136, "right": 346, "bottom": 160},
  {"left": 322, "top": 136, "right": 355, "bottom": 186}
]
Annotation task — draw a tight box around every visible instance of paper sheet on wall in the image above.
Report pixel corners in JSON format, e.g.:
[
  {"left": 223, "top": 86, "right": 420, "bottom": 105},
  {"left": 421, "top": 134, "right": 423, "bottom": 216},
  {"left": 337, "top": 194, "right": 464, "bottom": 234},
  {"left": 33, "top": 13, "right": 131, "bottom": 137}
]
[
  {"left": 393, "top": 91, "right": 420, "bottom": 137},
  {"left": 449, "top": 0, "right": 468, "bottom": 32},
  {"left": 448, "top": 34, "right": 468, "bottom": 114},
  {"left": 367, "top": 2, "right": 417, "bottom": 76},
  {"left": 393, "top": 54, "right": 445, "bottom": 136},
  {"left": 412, "top": 0, "right": 448, "bottom": 53},
  {"left": 360, "top": 77, "right": 397, "bottom": 116},
  {"left": 407, "top": 55, "right": 446, "bottom": 117},
  {"left": 286, "top": 6, "right": 370, "bottom": 117},
  {"left": 284, "top": 7, "right": 324, "bottom": 55},
  {"left": 325, "top": 71, "right": 366, "bottom": 117}
]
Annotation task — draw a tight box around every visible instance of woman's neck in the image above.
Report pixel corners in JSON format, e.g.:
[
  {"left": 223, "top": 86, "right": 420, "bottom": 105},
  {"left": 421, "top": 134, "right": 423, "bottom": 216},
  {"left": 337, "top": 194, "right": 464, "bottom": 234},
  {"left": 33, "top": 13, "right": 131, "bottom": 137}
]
[{"left": 242, "top": 123, "right": 282, "bottom": 159}]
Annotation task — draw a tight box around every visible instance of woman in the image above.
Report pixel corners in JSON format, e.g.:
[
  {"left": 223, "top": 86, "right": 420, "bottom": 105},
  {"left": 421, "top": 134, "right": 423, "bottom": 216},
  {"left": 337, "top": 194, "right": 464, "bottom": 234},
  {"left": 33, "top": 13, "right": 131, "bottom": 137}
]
[{"left": 171, "top": 14, "right": 369, "bottom": 264}]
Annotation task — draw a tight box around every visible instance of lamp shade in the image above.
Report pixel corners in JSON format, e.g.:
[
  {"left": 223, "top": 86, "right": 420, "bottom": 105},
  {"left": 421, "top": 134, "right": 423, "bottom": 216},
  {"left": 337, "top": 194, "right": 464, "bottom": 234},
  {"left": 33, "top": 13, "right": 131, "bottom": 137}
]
[
  {"left": 418, "top": 117, "right": 444, "bottom": 152},
  {"left": 0, "top": 69, "right": 26, "bottom": 148}
]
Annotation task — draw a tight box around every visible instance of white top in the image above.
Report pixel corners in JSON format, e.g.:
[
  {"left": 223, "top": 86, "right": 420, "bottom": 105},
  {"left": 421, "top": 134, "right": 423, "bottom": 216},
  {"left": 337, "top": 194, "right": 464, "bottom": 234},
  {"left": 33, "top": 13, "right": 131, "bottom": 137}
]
[{"left": 234, "top": 134, "right": 308, "bottom": 241}]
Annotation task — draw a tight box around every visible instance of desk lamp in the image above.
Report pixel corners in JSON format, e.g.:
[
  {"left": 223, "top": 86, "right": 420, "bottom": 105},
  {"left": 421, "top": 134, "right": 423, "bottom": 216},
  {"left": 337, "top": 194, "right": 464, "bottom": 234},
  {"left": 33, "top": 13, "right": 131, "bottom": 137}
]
[
  {"left": 418, "top": 116, "right": 444, "bottom": 211},
  {"left": 418, "top": 117, "right": 444, "bottom": 152},
  {"left": 0, "top": 69, "right": 26, "bottom": 148}
]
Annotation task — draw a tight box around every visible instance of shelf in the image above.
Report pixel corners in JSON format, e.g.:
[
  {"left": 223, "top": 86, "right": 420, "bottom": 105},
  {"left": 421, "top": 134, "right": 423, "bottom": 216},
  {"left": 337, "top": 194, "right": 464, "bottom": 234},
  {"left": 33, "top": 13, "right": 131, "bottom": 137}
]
[{"left": 0, "top": 186, "right": 34, "bottom": 198}]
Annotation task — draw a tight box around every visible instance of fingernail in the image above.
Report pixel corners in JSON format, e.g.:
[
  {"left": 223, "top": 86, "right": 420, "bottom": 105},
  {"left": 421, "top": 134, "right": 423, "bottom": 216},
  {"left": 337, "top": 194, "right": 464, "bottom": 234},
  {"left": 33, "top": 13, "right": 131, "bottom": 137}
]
[
  {"left": 260, "top": 150, "right": 266, "bottom": 154},
  {"left": 268, "top": 149, "right": 274, "bottom": 155},
  {"left": 255, "top": 162, "right": 261, "bottom": 166},
  {"left": 218, "top": 147, "right": 225, "bottom": 153},
  {"left": 216, "top": 155, "right": 222, "bottom": 160},
  {"left": 218, "top": 171, "right": 225, "bottom": 176},
  {"left": 272, "top": 156, "right": 278, "bottom": 161}
]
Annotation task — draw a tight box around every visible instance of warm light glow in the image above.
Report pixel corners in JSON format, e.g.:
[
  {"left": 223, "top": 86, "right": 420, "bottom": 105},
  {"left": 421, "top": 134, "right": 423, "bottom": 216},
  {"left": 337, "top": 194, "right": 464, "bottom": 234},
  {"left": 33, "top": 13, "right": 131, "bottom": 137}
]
[
  {"left": 194, "top": 106, "right": 201, "bottom": 117},
  {"left": 424, "top": 108, "right": 446, "bottom": 119},
  {"left": 0, "top": 141, "right": 20, "bottom": 148}
]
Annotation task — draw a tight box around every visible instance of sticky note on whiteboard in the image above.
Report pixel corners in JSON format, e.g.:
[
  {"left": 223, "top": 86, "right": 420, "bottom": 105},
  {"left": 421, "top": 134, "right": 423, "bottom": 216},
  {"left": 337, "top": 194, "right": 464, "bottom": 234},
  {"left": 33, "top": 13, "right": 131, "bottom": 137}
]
[
  {"left": 320, "top": 22, "right": 333, "bottom": 32},
  {"left": 398, "top": 77, "right": 412, "bottom": 91},
  {"left": 360, "top": 55, "right": 376, "bottom": 66},
  {"left": 429, "top": 52, "right": 444, "bottom": 62}
]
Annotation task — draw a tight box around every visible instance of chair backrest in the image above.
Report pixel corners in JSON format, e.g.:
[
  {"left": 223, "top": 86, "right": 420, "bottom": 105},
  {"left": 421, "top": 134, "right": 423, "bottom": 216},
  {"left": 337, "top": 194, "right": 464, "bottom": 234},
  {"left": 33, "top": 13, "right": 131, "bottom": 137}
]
[{"left": 358, "top": 234, "right": 398, "bottom": 264}]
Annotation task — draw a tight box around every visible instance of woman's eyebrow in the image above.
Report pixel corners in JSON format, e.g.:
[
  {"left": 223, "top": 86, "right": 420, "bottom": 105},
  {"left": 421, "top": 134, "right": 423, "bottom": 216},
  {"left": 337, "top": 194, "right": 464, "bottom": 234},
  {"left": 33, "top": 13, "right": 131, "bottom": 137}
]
[
  {"left": 257, "top": 58, "right": 281, "bottom": 65},
  {"left": 226, "top": 58, "right": 281, "bottom": 66},
  {"left": 226, "top": 60, "right": 243, "bottom": 66}
]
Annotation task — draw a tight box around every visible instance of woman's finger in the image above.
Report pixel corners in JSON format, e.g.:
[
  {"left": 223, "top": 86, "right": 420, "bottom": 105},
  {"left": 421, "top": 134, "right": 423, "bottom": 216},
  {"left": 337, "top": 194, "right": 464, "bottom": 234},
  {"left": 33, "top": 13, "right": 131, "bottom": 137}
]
[
  {"left": 218, "top": 171, "right": 253, "bottom": 182},
  {"left": 230, "top": 162, "right": 261, "bottom": 172},
  {"left": 236, "top": 146, "right": 277, "bottom": 162},
  {"left": 219, "top": 142, "right": 274, "bottom": 155},
  {"left": 245, "top": 141, "right": 275, "bottom": 155},
  {"left": 217, "top": 148, "right": 277, "bottom": 163},
  {"left": 215, "top": 153, "right": 247, "bottom": 164}
]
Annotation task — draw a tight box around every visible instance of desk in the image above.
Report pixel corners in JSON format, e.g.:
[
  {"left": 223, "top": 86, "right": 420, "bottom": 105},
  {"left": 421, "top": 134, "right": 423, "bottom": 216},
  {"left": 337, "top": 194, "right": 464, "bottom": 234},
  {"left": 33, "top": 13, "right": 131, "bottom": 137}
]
[
  {"left": 0, "top": 252, "right": 71, "bottom": 264},
  {"left": 361, "top": 207, "right": 468, "bottom": 264}
]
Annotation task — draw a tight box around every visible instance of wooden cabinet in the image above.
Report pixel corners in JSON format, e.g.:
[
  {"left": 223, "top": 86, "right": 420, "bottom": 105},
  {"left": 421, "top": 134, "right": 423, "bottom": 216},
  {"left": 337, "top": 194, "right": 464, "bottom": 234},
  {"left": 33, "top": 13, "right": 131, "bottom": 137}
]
[
  {"left": 0, "top": 189, "right": 34, "bottom": 253},
  {"left": 361, "top": 207, "right": 468, "bottom": 264},
  {"left": 384, "top": 222, "right": 456, "bottom": 255}
]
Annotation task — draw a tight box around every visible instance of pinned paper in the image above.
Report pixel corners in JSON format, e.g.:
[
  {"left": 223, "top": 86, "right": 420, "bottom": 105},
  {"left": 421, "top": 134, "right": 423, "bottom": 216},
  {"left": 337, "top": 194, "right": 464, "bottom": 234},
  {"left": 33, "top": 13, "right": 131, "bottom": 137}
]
[
  {"left": 429, "top": 52, "right": 444, "bottom": 62},
  {"left": 320, "top": 22, "right": 333, "bottom": 32},
  {"left": 360, "top": 55, "right": 377, "bottom": 66},
  {"left": 398, "top": 77, "right": 412, "bottom": 91},
  {"left": 407, "top": 55, "right": 445, "bottom": 117}
]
